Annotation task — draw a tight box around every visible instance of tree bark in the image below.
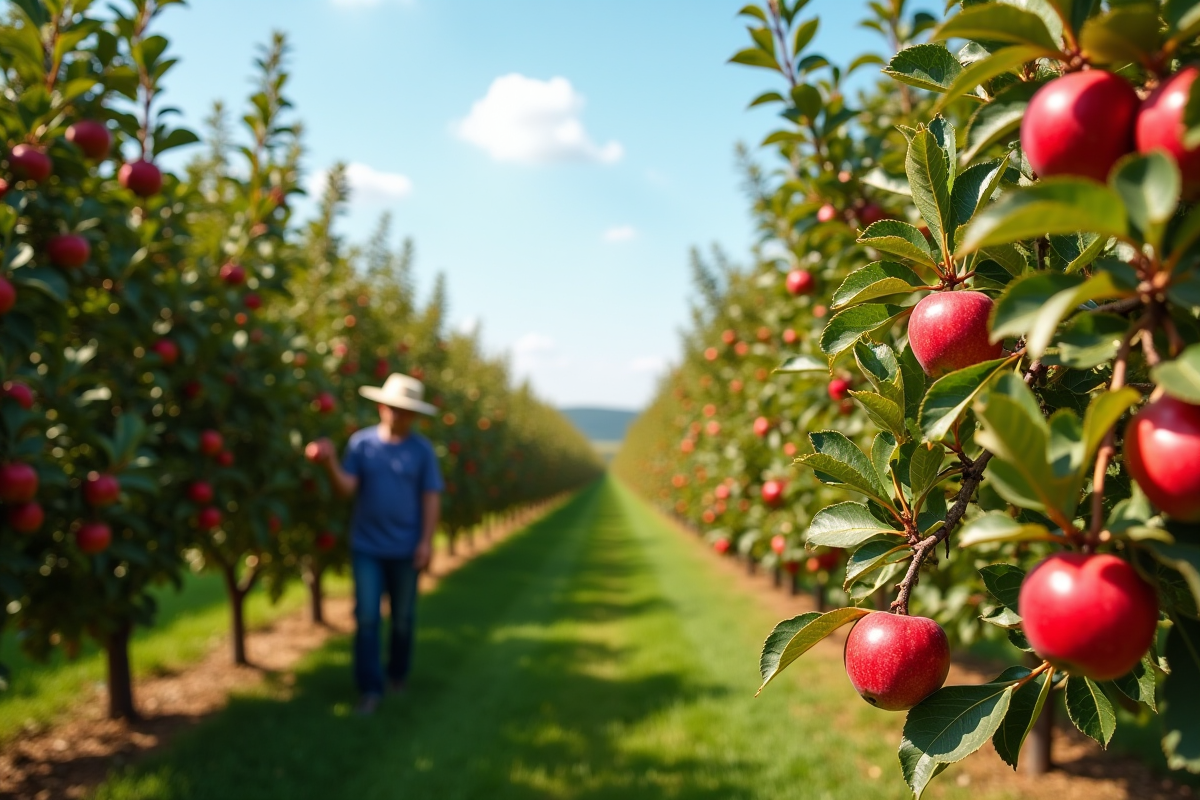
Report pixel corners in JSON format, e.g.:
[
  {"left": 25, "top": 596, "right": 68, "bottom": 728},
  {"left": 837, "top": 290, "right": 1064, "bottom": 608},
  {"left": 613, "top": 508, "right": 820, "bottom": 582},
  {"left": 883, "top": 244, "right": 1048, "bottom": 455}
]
[
  {"left": 306, "top": 562, "right": 325, "bottom": 626},
  {"left": 220, "top": 565, "right": 250, "bottom": 666},
  {"left": 106, "top": 622, "right": 137, "bottom": 721}
]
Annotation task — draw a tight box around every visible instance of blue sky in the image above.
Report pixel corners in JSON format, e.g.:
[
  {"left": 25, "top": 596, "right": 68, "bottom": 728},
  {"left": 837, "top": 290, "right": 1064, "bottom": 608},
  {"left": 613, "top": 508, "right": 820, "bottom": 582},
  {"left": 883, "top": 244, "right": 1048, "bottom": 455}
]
[{"left": 156, "top": 0, "right": 881, "bottom": 409}]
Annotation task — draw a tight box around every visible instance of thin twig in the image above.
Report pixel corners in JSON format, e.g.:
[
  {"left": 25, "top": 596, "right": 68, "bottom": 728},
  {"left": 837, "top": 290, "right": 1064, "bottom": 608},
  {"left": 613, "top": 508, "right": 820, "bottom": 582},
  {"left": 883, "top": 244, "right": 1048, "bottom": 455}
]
[{"left": 1087, "top": 320, "right": 1142, "bottom": 543}]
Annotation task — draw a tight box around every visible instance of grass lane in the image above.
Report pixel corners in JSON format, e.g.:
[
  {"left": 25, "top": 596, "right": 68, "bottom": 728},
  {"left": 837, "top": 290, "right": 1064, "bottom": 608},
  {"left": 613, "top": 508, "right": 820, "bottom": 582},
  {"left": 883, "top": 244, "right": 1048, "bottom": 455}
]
[{"left": 94, "top": 479, "right": 1011, "bottom": 800}]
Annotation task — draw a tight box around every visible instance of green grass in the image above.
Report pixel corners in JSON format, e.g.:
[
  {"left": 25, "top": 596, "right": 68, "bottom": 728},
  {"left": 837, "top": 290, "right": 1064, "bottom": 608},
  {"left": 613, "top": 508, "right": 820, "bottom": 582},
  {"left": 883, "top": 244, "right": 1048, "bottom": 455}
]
[
  {"left": 93, "top": 479, "right": 1013, "bottom": 800},
  {"left": 0, "top": 569, "right": 349, "bottom": 744}
]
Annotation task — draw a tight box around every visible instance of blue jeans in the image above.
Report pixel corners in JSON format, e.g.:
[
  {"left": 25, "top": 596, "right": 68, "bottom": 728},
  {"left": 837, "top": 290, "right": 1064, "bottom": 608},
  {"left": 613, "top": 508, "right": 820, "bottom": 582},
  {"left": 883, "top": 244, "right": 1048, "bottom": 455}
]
[{"left": 352, "top": 551, "right": 419, "bottom": 697}]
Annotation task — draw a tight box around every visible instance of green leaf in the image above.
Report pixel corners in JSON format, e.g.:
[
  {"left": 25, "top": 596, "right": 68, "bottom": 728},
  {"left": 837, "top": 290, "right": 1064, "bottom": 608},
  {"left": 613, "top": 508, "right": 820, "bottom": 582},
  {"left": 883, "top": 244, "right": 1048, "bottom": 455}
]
[
  {"left": 1152, "top": 343, "right": 1200, "bottom": 404},
  {"left": 832, "top": 261, "right": 928, "bottom": 309},
  {"left": 851, "top": 390, "right": 907, "bottom": 438},
  {"left": 11, "top": 267, "right": 69, "bottom": 304},
  {"left": 152, "top": 126, "right": 200, "bottom": 157},
  {"left": 871, "top": 431, "right": 899, "bottom": 489},
  {"left": 1051, "top": 231, "right": 1107, "bottom": 273},
  {"left": 979, "top": 563, "right": 1026, "bottom": 609},
  {"left": 990, "top": 271, "right": 1129, "bottom": 358},
  {"left": 933, "top": 4, "right": 1062, "bottom": 51},
  {"left": 950, "top": 156, "right": 1011, "bottom": 231},
  {"left": 730, "top": 47, "right": 781, "bottom": 70},
  {"left": 748, "top": 90, "right": 786, "bottom": 108},
  {"left": 819, "top": 304, "right": 912, "bottom": 358},
  {"left": 884, "top": 43, "right": 963, "bottom": 93},
  {"left": 907, "top": 121, "right": 956, "bottom": 261},
  {"left": 792, "top": 18, "right": 819, "bottom": 55},
  {"left": 807, "top": 501, "right": 904, "bottom": 548},
  {"left": 797, "top": 430, "right": 894, "bottom": 507},
  {"left": 1081, "top": 388, "right": 1141, "bottom": 466},
  {"left": 775, "top": 353, "right": 829, "bottom": 374},
  {"left": 1112, "top": 656, "right": 1157, "bottom": 712},
  {"left": 918, "top": 357, "right": 1012, "bottom": 442},
  {"left": 854, "top": 339, "right": 905, "bottom": 408},
  {"left": 960, "top": 514, "right": 1055, "bottom": 547},
  {"left": 1079, "top": 4, "right": 1161, "bottom": 66},
  {"left": 1109, "top": 151, "right": 1181, "bottom": 249},
  {"left": 844, "top": 536, "right": 910, "bottom": 590},
  {"left": 933, "top": 46, "right": 1047, "bottom": 114},
  {"left": 1046, "top": 312, "right": 1127, "bottom": 369},
  {"left": 1162, "top": 615, "right": 1200, "bottom": 771},
  {"left": 907, "top": 442, "right": 945, "bottom": 507},
  {"left": 957, "top": 179, "right": 1130, "bottom": 255},
  {"left": 963, "top": 81, "right": 1038, "bottom": 164},
  {"left": 857, "top": 221, "right": 939, "bottom": 269},
  {"left": 757, "top": 607, "right": 872, "bottom": 694},
  {"left": 993, "top": 667, "right": 1052, "bottom": 769},
  {"left": 899, "top": 344, "right": 927, "bottom": 422},
  {"left": 1144, "top": 543, "right": 1200, "bottom": 613},
  {"left": 1064, "top": 676, "right": 1116, "bottom": 747},
  {"left": 899, "top": 678, "right": 1016, "bottom": 797}
]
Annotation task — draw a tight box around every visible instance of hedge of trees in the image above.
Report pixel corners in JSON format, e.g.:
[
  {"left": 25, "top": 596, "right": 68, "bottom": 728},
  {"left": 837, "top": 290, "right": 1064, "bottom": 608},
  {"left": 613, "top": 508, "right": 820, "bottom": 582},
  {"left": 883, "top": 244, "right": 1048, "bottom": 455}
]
[
  {"left": 0, "top": 0, "right": 601, "bottom": 720},
  {"left": 616, "top": 0, "right": 1200, "bottom": 792}
]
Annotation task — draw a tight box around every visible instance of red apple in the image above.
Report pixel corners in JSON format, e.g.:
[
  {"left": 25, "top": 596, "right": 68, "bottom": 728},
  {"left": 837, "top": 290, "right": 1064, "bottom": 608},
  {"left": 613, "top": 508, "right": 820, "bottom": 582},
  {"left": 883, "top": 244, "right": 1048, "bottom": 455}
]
[
  {"left": 46, "top": 234, "right": 89, "bottom": 269},
  {"left": 828, "top": 378, "right": 851, "bottom": 401},
  {"left": 119, "top": 159, "right": 162, "bottom": 197},
  {"left": 1137, "top": 67, "right": 1200, "bottom": 199},
  {"left": 703, "top": 347, "right": 718, "bottom": 361},
  {"left": 1019, "top": 553, "right": 1158, "bottom": 680},
  {"left": 713, "top": 537, "right": 731, "bottom": 554},
  {"left": 150, "top": 339, "right": 179, "bottom": 366},
  {"left": 83, "top": 473, "right": 120, "bottom": 507},
  {"left": 908, "top": 290, "right": 1003, "bottom": 377},
  {"left": 315, "top": 531, "right": 337, "bottom": 551},
  {"left": 10, "top": 144, "right": 52, "bottom": 183},
  {"left": 0, "top": 276, "right": 14, "bottom": 315},
  {"left": 856, "top": 203, "right": 889, "bottom": 227},
  {"left": 715, "top": 484, "right": 730, "bottom": 500},
  {"left": 216, "top": 451, "right": 234, "bottom": 467},
  {"left": 786, "top": 269, "right": 815, "bottom": 295},
  {"left": 844, "top": 612, "right": 950, "bottom": 710},
  {"left": 722, "top": 329, "right": 737, "bottom": 345},
  {"left": 753, "top": 416, "right": 770, "bottom": 437},
  {"left": 1124, "top": 395, "right": 1200, "bottom": 520},
  {"left": 76, "top": 521, "right": 112, "bottom": 554},
  {"left": 4, "top": 380, "right": 33, "bottom": 409},
  {"left": 806, "top": 556, "right": 822, "bottom": 573},
  {"left": 816, "top": 203, "right": 837, "bottom": 223},
  {"left": 199, "top": 429, "right": 224, "bottom": 456},
  {"left": 681, "top": 439, "right": 695, "bottom": 454},
  {"left": 220, "top": 263, "right": 247, "bottom": 285},
  {"left": 0, "top": 178, "right": 8, "bottom": 198},
  {"left": 761, "top": 480, "right": 784, "bottom": 506},
  {"left": 243, "top": 293, "right": 262, "bottom": 311},
  {"left": 187, "top": 481, "right": 214, "bottom": 505},
  {"left": 1021, "top": 71, "right": 1138, "bottom": 182},
  {"left": 783, "top": 560, "right": 800, "bottom": 575},
  {"left": 314, "top": 392, "right": 336, "bottom": 414},
  {"left": 771, "top": 534, "right": 787, "bottom": 555},
  {"left": 268, "top": 514, "right": 282, "bottom": 534},
  {"left": 197, "top": 506, "right": 222, "bottom": 530},
  {"left": 0, "top": 462, "right": 38, "bottom": 503},
  {"left": 66, "top": 120, "right": 111, "bottom": 160},
  {"left": 8, "top": 501, "right": 43, "bottom": 533},
  {"left": 782, "top": 328, "right": 798, "bottom": 344}
]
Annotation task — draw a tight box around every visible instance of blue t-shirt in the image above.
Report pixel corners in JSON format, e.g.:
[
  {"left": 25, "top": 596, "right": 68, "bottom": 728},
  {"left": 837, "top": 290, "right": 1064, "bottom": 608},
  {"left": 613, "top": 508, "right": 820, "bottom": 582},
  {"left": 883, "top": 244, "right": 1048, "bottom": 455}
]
[{"left": 342, "top": 428, "right": 444, "bottom": 558}]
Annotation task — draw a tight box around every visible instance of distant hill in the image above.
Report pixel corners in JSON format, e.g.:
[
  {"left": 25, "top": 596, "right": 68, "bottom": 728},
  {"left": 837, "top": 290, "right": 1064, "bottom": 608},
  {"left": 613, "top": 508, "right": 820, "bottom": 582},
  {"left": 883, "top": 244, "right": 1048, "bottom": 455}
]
[{"left": 560, "top": 407, "right": 639, "bottom": 444}]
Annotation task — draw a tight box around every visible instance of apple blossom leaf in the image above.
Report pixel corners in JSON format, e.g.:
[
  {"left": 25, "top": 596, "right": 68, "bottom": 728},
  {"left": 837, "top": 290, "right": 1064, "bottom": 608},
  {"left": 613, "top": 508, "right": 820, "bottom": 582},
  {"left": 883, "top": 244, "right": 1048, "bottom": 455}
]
[
  {"left": 1162, "top": 615, "right": 1200, "bottom": 771},
  {"left": 906, "top": 120, "right": 956, "bottom": 262},
  {"left": 950, "top": 155, "right": 1012, "bottom": 230},
  {"left": 832, "top": 262, "right": 928, "bottom": 309},
  {"left": 934, "top": 46, "right": 1046, "bottom": 116},
  {"left": 993, "top": 666, "right": 1053, "bottom": 769},
  {"left": 899, "top": 344, "right": 927, "bottom": 423},
  {"left": 857, "top": 221, "right": 939, "bottom": 269},
  {"left": 884, "top": 43, "right": 963, "bottom": 93},
  {"left": 907, "top": 442, "right": 945, "bottom": 508},
  {"left": 807, "top": 501, "right": 904, "bottom": 548},
  {"left": 979, "top": 563, "right": 1026, "bottom": 610},
  {"left": 854, "top": 340, "right": 905, "bottom": 408},
  {"left": 957, "top": 179, "right": 1130, "bottom": 255},
  {"left": 932, "top": 4, "right": 1061, "bottom": 51},
  {"left": 991, "top": 270, "right": 1130, "bottom": 358},
  {"left": 851, "top": 390, "right": 907, "bottom": 439},
  {"left": 1064, "top": 676, "right": 1116, "bottom": 747},
  {"left": 963, "top": 81, "right": 1038, "bottom": 164},
  {"left": 820, "top": 304, "right": 913, "bottom": 358},
  {"left": 1112, "top": 656, "right": 1158, "bottom": 712},
  {"left": 797, "top": 431, "right": 894, "bottom": 507},
  {"left": 899, "top": 677, "right": 1017, "bottom": 798},
  {"left": 775, "top": 354, "right": 829, "bottom": 374},
  {"left": 843, "top": 536, "right": 910, "bottom": 590},
  {"left": 1079, "top": 4, "right": 1161, "bottom": 66},
  {"left": 871, "top": 432, "right": 899, "bottom": 488},
  {"left": 1144, "top": 543, "right": 1200, "bottom": 614},
  {"left": 1044, "top": 313, "right": 1127, "bottom": 369},
  {"left": 960, "top": 514, "right": 1055, "bottom": 548},
  {"left": 917, "top": 356, "right": 1013, "bottom": 442},
  {"left": 1081, "top": 388, "right": 1141, "bottom": 466},
  {"left": 1151, "top": 343, "right": 1200, "bottom": 404},
  {"left": 756, "top": 607, "right": 872, "bottom": 695},
  {"left": 1110, "top": 151, "right": 1181, "bottom": 249}
]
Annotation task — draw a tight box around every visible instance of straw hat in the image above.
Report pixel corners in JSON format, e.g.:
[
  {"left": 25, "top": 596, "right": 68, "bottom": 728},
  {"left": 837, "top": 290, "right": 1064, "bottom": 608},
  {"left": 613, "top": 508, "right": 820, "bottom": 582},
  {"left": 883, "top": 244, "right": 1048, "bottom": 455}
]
[{"left": 358, "top": 373, "right": 437, "bottom": 415}]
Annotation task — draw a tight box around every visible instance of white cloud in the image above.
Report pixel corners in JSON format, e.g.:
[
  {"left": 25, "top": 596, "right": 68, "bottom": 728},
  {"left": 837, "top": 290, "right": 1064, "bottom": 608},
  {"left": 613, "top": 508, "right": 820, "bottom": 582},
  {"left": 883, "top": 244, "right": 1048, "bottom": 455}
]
[
  {"left": 514, "top": 332, "right": 556, "bottom": 355},
  {"left": 455, "top": 74, "right": 623, "bottom": 165},
  {"left": 603, "top": 225, "right": 637, "bottom": 243},
  {"left": 511, "top": 333, "right": 571, "bottom": 378},
  {"left": 308, "top": 162, "right": 413, "bottom": 205},
  {"left": 630, "top": 356, "right": 667, "bottom": 374},
  {"left": 455, "top": 316, "right": 480, "bottom": 336}
]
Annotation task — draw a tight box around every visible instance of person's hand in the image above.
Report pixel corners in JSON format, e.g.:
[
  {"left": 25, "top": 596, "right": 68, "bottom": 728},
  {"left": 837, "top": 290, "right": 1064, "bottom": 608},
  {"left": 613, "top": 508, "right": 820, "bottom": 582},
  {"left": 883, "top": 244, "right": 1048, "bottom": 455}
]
[
  {"left": 414, "top": 540, "right": 433, "bottom": 572},
  {"left": 305, "top": 438, "right": 335, "bottom": 465}
]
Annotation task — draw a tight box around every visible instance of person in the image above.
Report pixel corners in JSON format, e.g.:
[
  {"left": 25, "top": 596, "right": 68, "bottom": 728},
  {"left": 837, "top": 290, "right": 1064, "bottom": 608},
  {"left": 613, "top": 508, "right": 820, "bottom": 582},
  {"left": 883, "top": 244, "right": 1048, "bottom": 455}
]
[{"left": 307, "top": 373, "right": 444, "bottom": 715}]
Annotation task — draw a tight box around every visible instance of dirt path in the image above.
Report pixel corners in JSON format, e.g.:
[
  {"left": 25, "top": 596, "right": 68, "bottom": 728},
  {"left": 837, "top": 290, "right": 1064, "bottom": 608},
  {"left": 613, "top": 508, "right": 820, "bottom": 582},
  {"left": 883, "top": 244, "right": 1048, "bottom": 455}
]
[
  {"left": 0, "top": 501, "right": 561, "bottom": 800},
  {"left": 664, "top": 511, "right": 1195, "bottom": 800}
]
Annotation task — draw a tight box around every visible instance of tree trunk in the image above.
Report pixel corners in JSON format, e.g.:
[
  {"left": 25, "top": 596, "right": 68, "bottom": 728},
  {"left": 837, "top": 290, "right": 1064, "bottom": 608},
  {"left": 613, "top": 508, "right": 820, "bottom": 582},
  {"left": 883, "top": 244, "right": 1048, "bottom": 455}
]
[
  {"left": 790, "top": 571, "right": 800, "bottom": 596},
  {"left": 306, "top": 562, "right": 325, "bottom": 626},
  {"left": 773, "top": 565, "right": 782, "bottom": 588},
  {"left": 1022, "top": 673, "right": 1055, "bottom": 775},
  {"left": 106, "top": 622, "right": 137, "bottom": 721},
  {"left": 220, "top": 565, "right": 250, "bottom": 666}
]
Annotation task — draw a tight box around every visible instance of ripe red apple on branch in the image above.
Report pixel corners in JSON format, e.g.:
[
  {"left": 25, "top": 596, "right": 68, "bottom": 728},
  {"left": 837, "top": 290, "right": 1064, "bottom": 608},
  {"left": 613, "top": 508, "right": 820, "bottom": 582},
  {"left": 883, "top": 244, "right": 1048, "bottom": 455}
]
[
  {"left": 9, "top": 502, "right": 43, "bottom": 533},
  {"left": 827, "top": 378, "right": 851, "bottom": 402},
  {"left": 187, "top": 481, "right": 214, "bottom": 505},
  {"left": 3, "top": 380, "right": 33, "bottom": 409},
  {"left": 1021, "top": 70, "right": 1138, "bottom": 182},
  {"left": 67, "top": 120, "right": 112, "bottom": 160},
  {"left": 150, "top": 339, "right": 179, "bottom": 366},
  {"left": 199, "top": 429, "right": 224, "bottom": 456},
  {"left": 1137, "top": 67, "right": 1200, "bottom": 198},
  {"left": 843, "top": 613, "right": 950, "bottom": 711},
  {"left": 83, "top": 473, "right": 121, "bottom": 507},
  {"left": 761, "top": 480, "right": 784, "bottom": 506},
  {"left": 315, "top": 531, "right": 337, "bottom": 551},
  {"left": 119, "top": 159, "right": 163, "bottom": 197},
  {"left": 770, "top": 534, "right": 787, "bottom": 555},
  {"left": 197, "top": 506, "right": 222, "bottom": 530},
  {"left": 816, "top": 203, "right": 837, "bottom": 223},
  {"left": 46, "top": 234, "right": 90, "bottom": 269},
  {"left": 1019, "top": 553, "right": 1159, "bottom": 681},
  {"left": 786, "top": 269, "right": 814, "bottom": 296},
  {"left": 76, "top": 521, "right": 112, "bottom": 554},
  {"left": 753, "top": 416, "right": 771, "bottom": 437},
  {"left": 907, "top": 290, "right": 1003, "bottom": 377},
  {"left": 713, "top": 537, "right": 731, "bottom": 554},
  {"left": 219, "top": 263, "right": 247, "bottom": 285},
  {"left": 0, "top": 462, "right": 38, "bottom": 503},
  {"left": 1123, "top": 395, "right": 1200, "bottom": 520},
  {"left": 0, "top": 276, "right": 15, "bottom": 315},
  {"left": 9, "top": 144, "right": 51, "bottom": 183}
]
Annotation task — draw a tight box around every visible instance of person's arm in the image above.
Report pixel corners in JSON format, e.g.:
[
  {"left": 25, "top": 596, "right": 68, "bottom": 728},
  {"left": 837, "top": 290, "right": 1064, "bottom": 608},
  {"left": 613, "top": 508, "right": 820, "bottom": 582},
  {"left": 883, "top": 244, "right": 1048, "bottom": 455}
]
[
  {"left": 414, "top": 491, "right": 440, "bottom": 571},
  {"left": 306, "top": 438, "right": 359, "bottom": 498}
]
